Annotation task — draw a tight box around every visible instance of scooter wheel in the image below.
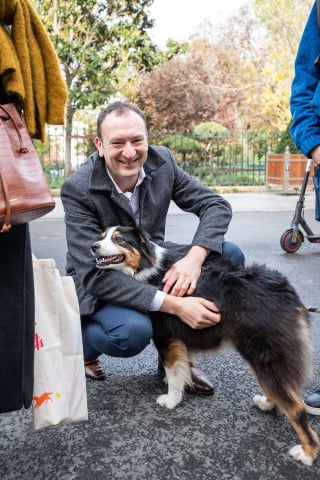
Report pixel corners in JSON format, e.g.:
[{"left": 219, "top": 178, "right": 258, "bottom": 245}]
[{"left": 280, "top": 229, "right": 304, "bottom": 253}]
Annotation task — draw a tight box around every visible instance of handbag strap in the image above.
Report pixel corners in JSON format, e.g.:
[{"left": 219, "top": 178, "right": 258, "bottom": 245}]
[
  {"left": 0, "top": 105, "right": 29, "bottom": 154},
  {"left": 0, "top": 171, "right": 11, "bottom": 233},
  {"left": 0, "top": 104, "right": 29, "bottom": 233}
]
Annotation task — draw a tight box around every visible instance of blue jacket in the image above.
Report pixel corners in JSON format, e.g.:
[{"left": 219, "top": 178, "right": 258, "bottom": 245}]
[
  {"left": 61, "top": 146, "right": 232, "bottom": 316},
  {"left": 291, "top": 1, "right": 320, "bottom": 156}
]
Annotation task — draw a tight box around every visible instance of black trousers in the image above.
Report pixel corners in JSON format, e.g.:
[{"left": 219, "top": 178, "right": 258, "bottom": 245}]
[{"left": 0, "top": 224, "right": 34, "bottom": 413}]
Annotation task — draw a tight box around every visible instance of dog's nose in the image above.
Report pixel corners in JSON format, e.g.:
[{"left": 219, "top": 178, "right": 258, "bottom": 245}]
[{"left": 91, "top": 242, "right": 100, "bottom": 254}]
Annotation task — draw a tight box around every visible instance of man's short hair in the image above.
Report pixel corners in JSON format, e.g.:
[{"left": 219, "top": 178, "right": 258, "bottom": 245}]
[{"left": 97, "top": 101, "right": 147, "bottom": 138}]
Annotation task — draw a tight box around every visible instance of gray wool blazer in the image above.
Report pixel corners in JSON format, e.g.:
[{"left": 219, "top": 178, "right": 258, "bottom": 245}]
[{"left": 60, "top": 146, "right": 232, "bottom": 316}]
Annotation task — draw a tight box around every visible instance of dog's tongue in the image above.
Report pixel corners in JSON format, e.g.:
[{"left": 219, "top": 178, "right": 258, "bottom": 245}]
[{"left": 96, "top": 255, "right": 124, "bottom": 265}]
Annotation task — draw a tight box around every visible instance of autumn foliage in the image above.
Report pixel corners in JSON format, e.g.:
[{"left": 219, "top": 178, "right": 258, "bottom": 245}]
[{"left": 136, "top": 0, "right": 314, "bottom": 134}]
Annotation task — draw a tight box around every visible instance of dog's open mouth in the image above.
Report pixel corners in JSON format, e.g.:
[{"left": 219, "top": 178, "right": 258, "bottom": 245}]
[{"left": 96, "top": 255, "right": 125, "bottom": 267}]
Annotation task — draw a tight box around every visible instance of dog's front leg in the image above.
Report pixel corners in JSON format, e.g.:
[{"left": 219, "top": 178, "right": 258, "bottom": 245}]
[{"left": 156, "top": 361, "right": 191, "bottom": 409}]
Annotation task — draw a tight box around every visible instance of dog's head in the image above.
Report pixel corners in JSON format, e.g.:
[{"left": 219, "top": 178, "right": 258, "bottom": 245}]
[{"left": 91, "top": 226, "right": 166, "bottom": 282}]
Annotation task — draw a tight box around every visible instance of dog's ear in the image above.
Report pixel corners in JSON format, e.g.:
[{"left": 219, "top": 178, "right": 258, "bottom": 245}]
[
  {"left": 138, "top": 229, "right": 156, "bottom": 257},
  {"left": 139, "top": 230, "right": 152, "bottom": 244}
]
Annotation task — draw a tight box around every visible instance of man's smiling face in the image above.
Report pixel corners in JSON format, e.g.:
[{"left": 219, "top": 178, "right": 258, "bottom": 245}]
[{"left": 95, "top": 110, "right": 148, "bottom": 190}]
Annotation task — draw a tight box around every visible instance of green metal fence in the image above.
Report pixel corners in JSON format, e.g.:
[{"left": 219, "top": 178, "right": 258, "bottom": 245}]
[{"left": 34, "top": 128, "right": 284, "bottom": 189}]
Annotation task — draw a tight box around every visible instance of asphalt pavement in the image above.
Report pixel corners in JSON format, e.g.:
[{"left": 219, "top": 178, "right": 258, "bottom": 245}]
[{"left": 2, "top": 190, "right": 320, "bottom": 480}]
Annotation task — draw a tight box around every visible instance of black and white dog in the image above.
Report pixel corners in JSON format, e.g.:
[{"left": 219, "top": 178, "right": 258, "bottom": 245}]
[{"left": 91, "top": 225, "right": 319, "bottom": 466}]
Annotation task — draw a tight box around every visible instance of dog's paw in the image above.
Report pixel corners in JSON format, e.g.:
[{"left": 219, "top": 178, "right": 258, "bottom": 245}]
[
  {"left": 252, "top": 394, "right": 275, "bottom": 411},
  {"left": 156, "top": 394, "right": 180, "bottom": 409},
  {"left": 289, "top": 445, "right": 313, "bottom": 466}
]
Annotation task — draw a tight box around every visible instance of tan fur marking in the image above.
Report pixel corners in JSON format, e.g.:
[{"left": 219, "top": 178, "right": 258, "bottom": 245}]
[
  {"left": 284, "top": 403, "right": 320, "bottom": 460},
  {"left": 112, "top": 229, "right": 121, "bottom": 238},
  {"left": 260, "top": 383, "right": 320, "bottom": 461},
  {"left": 139, "top": 233, "right": 146, "bottom": 244},
  {"left": 111, "top": 230, "right": 142, "bottom": 271},
  {"left": 163, "top": 339, "right": 189, "bottom": 369},
  {"left": 293, "top": 423, "right": 319, "bottom": 460},
  {"left": 119, "top": 246, "right": 141, "bottom": 271}
]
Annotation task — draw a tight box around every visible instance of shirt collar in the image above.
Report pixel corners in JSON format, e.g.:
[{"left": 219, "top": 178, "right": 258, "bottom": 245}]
[{"left": 106, "top": 166, "right": 146, "bottom": 194}]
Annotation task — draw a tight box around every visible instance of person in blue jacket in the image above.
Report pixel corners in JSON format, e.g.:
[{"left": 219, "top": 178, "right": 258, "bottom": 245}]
[{"left": 291, "top": 0, "right": 320, "bottom": 415}]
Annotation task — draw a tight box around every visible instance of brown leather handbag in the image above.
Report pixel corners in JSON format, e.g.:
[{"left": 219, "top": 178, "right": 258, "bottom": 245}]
[{"left": 0, "top": 103, "right": 55, "bottom": 233}]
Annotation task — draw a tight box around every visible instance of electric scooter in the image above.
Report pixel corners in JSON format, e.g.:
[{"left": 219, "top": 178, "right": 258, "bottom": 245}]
[{"left": 280, "top": 158, "right": 320, "bottom": 253}]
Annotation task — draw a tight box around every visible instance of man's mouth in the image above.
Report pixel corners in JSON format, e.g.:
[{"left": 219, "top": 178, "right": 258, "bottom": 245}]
[
  {"left": 119, "top": 158, "right": 138, "bottom": 165},
  {"left": 95, "top": 254, "right": 125, "bottom": 266}
]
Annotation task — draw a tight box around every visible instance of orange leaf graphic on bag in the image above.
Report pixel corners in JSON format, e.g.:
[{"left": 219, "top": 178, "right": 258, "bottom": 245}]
[{"left": 33, "top": 392, "right": 53, "bottom": 408}]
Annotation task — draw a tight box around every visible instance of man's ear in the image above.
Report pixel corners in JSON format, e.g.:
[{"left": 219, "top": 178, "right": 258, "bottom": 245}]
[{"left": 95, "top": 136, "right": 104, "bottom": 157}]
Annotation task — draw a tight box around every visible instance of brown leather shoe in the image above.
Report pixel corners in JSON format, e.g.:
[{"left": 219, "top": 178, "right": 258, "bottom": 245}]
[
  {"left": 185, "top": 363, "right": 214, "bottom": 395},
  {"left": 84, "top": 358, "right": 106, "bottom": 381},
  {"left": 157, "top": 358, "right": 214, "bottom": 395}
]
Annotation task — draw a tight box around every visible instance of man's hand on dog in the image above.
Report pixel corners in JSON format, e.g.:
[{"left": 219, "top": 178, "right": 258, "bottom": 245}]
[
  {"left": 160, "top": 295, "right": 221, "bottom": 329},
  {"left": 162, "top": 245, "right": 208, "bottom": 296},
  {"left": 161, "top": 245, "right": 221, "bottom": 329}
]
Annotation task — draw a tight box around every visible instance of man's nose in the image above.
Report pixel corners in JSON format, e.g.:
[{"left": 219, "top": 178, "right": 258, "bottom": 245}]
[{"left": 122, "top": 142, "right": 136, "bottom": 158}]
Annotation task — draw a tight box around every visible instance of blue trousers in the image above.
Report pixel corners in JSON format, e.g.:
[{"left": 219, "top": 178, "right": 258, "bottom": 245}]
[{"left": 82, "top": 241, "right": 245, "bottom": 360}]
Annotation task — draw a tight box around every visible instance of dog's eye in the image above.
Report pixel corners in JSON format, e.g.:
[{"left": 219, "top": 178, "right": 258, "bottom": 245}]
[{"left": 114, "top": 236, "right": 124, "bottom": 244}]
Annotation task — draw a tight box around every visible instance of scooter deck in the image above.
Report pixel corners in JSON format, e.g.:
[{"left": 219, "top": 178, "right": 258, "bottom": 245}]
[{"left": 306, "top": 235, "right": 320, "bottom": 242}]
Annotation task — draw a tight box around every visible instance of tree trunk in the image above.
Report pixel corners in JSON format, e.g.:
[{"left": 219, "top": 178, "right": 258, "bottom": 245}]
[{"left": 64, "top": 104, "right": 74, "bottom": 178}]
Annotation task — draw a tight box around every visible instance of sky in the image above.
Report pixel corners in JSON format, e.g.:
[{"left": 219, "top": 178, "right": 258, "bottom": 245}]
[{"left": 149, "top": 0, "right": 249, "bottom": 46}]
